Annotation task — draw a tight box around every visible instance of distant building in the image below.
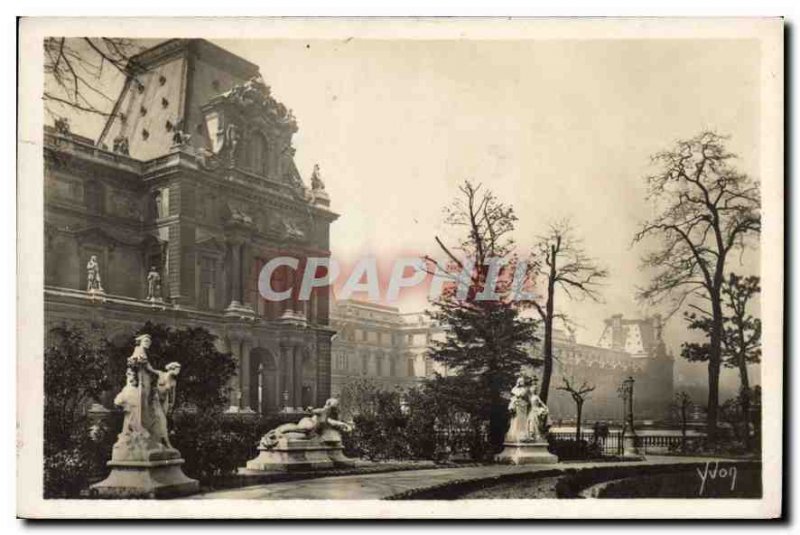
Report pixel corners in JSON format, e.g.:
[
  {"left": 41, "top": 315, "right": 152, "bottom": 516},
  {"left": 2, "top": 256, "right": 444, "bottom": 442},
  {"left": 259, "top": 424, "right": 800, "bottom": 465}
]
[
  {"left": 546, "top": 314, "right": 675, "bottom": 422},
  {"left": 329, "top": 300, "right": 445, "bottom": 395}
]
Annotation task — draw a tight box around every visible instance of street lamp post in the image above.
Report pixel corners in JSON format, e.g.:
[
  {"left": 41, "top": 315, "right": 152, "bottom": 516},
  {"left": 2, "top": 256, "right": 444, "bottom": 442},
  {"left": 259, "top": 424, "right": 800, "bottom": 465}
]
[{"left": 618, "top": 376, "right": 641, "bottom": 457}]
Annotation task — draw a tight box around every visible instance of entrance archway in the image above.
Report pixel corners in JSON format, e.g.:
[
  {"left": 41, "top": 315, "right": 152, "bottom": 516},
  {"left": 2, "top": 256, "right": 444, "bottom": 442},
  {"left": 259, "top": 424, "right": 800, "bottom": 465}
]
[{"left": 249, "top": 348, "right": 278, "bottom": 414}]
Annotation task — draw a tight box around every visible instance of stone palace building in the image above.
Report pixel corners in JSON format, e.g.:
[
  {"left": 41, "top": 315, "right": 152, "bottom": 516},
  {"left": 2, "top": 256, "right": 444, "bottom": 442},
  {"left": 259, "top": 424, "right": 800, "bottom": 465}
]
[
  {"left": 328, "top": 301, "right": 674, "bottom": 421},
  {"left": 329, "top": 300, "right": 446, "bottom": 396},
  {"left": 44, "top": 39, "right": 338, "bottom": 414}
]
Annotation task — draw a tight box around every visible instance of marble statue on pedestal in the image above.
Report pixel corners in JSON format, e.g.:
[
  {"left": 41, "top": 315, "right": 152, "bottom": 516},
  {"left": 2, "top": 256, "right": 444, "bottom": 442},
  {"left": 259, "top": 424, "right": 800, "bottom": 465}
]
[
  {"left": 246, "top": 398, "right": 356, "bottom": 472},
  {"left": 495, "top": 373, "right": 558, "bottom": 465},
  {"left": 90, "top": 334, "right": 198, "bottom": 498}
]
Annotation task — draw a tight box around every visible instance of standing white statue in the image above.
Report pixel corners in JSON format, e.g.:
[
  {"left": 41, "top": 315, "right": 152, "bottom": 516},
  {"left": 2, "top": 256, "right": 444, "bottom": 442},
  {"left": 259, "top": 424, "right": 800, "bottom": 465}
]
[
  {"left": 495, "top": 373, "right": 558, "bottom": 465},
  {"left": 505, "top": 376, "right": 533, "bottom": 442},
  {"left": 91, "top": 333, "right": 198, "bottom": 497},
  {"left": 525, "top": 375, "right": 550, "bottom": 442},
  {"left": 86, "top": 255, "right": 104, "bottom": 292},
  {"left": 109, "top": 334, "right": 180, "bottom": 459}
]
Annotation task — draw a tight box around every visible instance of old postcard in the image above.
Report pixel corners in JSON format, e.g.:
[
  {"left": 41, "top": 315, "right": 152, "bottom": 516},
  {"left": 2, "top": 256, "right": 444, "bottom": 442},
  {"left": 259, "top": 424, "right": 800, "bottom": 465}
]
[{"left": 17, "top": 17, "right": 783, "bottom": 519}]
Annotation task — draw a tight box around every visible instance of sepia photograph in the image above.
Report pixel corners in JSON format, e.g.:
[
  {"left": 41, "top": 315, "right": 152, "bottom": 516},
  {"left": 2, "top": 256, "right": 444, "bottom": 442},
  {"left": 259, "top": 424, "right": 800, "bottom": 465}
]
[{"left": 16, "top": 17, "right": 783, "bottom": 519}]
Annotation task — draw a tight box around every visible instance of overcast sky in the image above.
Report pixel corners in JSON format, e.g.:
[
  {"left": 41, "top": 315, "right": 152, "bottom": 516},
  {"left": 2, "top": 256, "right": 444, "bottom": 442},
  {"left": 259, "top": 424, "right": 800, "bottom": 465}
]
[
  {"left": 217, "top": 39, "right": 760, "bottom": 336},
  {"left": 56, "top": 37, "right": 762, "bottom": 390}
]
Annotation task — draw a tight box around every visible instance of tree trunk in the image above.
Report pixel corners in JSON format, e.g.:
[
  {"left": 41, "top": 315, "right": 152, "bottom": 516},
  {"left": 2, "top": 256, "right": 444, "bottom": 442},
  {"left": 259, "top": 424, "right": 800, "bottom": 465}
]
[
  {"left": 706, "top": 291, "right": 724, "bottom": 444},
  {"left": 487, "top": 372, "right": 506, "bottom": 454},
  {"left": 575, "top": 400, "right": 583, "bottom": 442},
  {"left": 540, "top": 256, "right": 557, "bottom": 404},
  {"left": 738, "top": 357, "right": 751, "bottom": 450}
]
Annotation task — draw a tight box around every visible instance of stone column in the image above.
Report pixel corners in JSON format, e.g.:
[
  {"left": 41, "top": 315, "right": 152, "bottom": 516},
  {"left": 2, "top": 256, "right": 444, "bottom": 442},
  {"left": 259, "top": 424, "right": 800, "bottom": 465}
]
[
  {"left": 278, "top": 345, "right": 288, "bottom": 410},
  {"left": 220, "top": 336, "right": 241, "bottom": 413},
  {"left": 316, "top": 336, "right": 332, "bottom": 404},
  {"left": 229, "top": 241, "right": 243, "bottom": 306},
  {"left": 294, "top": 346, "right": 303, "bottom": 410},
  {"left": 240, "top": 338, "right": 254, "bottom": 412},
  {"left": 226, "top": 336, "right": 242, "bottom": 412},
  {"left": 284, "top": 345, "right": 295, "bottom": 409}
]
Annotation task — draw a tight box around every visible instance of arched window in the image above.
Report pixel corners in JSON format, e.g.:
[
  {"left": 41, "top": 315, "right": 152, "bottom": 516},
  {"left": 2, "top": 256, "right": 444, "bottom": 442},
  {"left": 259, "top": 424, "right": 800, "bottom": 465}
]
[{"left": 245, "top": 131, "right": 269, "bottom": 175}]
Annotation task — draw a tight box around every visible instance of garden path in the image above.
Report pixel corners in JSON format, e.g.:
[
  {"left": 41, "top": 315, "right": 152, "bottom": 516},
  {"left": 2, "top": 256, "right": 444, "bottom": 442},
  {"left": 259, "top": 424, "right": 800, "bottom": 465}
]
[{"left": 193, "top": 455, "right": 744, "bottom": 500}]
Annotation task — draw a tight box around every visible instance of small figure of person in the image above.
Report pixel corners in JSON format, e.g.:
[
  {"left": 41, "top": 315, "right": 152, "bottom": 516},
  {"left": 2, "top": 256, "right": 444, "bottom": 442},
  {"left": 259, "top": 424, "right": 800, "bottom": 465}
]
[{"left": 86, "top": 255, "right": 104, "bottom": 292}]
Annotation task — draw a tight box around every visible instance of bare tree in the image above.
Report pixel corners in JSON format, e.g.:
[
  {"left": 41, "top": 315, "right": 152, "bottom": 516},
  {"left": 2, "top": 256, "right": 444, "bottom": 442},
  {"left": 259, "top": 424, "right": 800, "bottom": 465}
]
[
  {"left": 44, "top": 37, "right": 144, "bottom": 121},
  {"left": 532, "top": 219, "right": 608, "bottom": 403},
  {"left": 557, "top": 377, "right": 596, "bottom": 441},
  {"left": 670, "top": 391, "right": 694, "bottom": 449},
  {"left": 634, "top": 131, "right": 760, "bottom": 442}
]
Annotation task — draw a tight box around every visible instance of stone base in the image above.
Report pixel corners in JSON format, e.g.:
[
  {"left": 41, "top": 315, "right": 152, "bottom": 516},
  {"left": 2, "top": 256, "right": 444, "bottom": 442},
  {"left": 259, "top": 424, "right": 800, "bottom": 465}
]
[
  {"left": 622, "top": 435, "right": 643, "bottom": 459},
  {"left": 224, "top": 301, "right": 255, "bottom": 319},
  {"left": 89, "top": 458, "right": 199, "bottom": 499},
  {"left": 245, "top": 438, "right": 355, "bottom": 472},
  {"left": 326, "top": 445, "right": 357, "bottom": 468},
  {"left": 495, "top": 441, "right": 558, "bottom": 465}
]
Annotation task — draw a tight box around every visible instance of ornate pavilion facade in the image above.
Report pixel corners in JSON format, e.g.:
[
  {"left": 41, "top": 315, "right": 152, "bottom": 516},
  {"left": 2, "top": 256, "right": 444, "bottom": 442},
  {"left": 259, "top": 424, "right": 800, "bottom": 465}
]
[
  {"left": 44, "top": 39, "right": 338, "bottom": 414},
  {"left": 545, "top": 315, "right": 675, "bottom": 422}
]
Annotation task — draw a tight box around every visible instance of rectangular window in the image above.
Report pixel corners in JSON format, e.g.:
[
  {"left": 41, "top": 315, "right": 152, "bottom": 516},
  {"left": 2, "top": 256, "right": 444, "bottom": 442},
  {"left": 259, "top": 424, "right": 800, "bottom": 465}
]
[
  {"left": 407, "top": 357, "right": 416, "bottom": 377},
  {"left": 198, "top": 256, "right": 216, "bottom": 309}
]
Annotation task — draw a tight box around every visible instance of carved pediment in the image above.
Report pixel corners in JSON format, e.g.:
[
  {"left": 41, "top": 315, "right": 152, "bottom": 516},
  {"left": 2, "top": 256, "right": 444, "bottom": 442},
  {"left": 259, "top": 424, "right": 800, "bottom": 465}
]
[
  {"left": 218, "top": 76, "right": 297, "bottom": 133},
  {"left": 200, "top": 76, "right": 303, "bottom": 189}
]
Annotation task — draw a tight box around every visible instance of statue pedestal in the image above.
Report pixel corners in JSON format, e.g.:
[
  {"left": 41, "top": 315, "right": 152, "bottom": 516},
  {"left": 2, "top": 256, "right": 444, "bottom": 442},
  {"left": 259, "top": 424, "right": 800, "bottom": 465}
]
[
  {"left": 90, "top": 457, "right": 199, "bottom": 499},
  {"left": 495, "top": 441, "right": 558, "bottom": 465},
  {"left": 245, "top": 437, "right": 355, "bottom": 472}
]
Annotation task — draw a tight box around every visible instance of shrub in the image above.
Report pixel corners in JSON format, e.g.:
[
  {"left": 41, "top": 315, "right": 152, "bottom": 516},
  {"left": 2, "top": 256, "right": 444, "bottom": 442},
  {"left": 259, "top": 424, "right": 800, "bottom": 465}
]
[
  {"left": 407, "top": 375, "right": 496, "bottom": 461},
  {"left": 338, "top": 375, "right": 495, "bottom": 462},
  {"left": 547, "top": 438, "right": 602, "bottom": 461},
  {"left": 171, "top": 412, "right": 287, "bottom": 480},
  {"left": 343, "top": 387, "right": 411, "bottom": 461},
  {"left": 44, "top": 325, "right": 110, "bottom": 454},
  {"left": 44, "top": 448, "right": 93, "bottom": 499}
]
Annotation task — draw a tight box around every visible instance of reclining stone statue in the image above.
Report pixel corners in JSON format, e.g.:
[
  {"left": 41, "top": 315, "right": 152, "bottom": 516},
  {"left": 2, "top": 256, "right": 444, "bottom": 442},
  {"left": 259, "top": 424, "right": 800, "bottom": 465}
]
[
  {"left": 247, "top": 398, "right": 356, "bottom": 472},
  {"left": 258, "top": 398, "right": 353, "bottom": 449}
]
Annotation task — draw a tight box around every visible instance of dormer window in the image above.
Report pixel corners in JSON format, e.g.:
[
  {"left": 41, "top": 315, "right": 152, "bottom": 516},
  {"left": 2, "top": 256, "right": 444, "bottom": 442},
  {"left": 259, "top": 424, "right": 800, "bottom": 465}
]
[{"left": 244, "top": 131, "right": 269, "bottom": 176}]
